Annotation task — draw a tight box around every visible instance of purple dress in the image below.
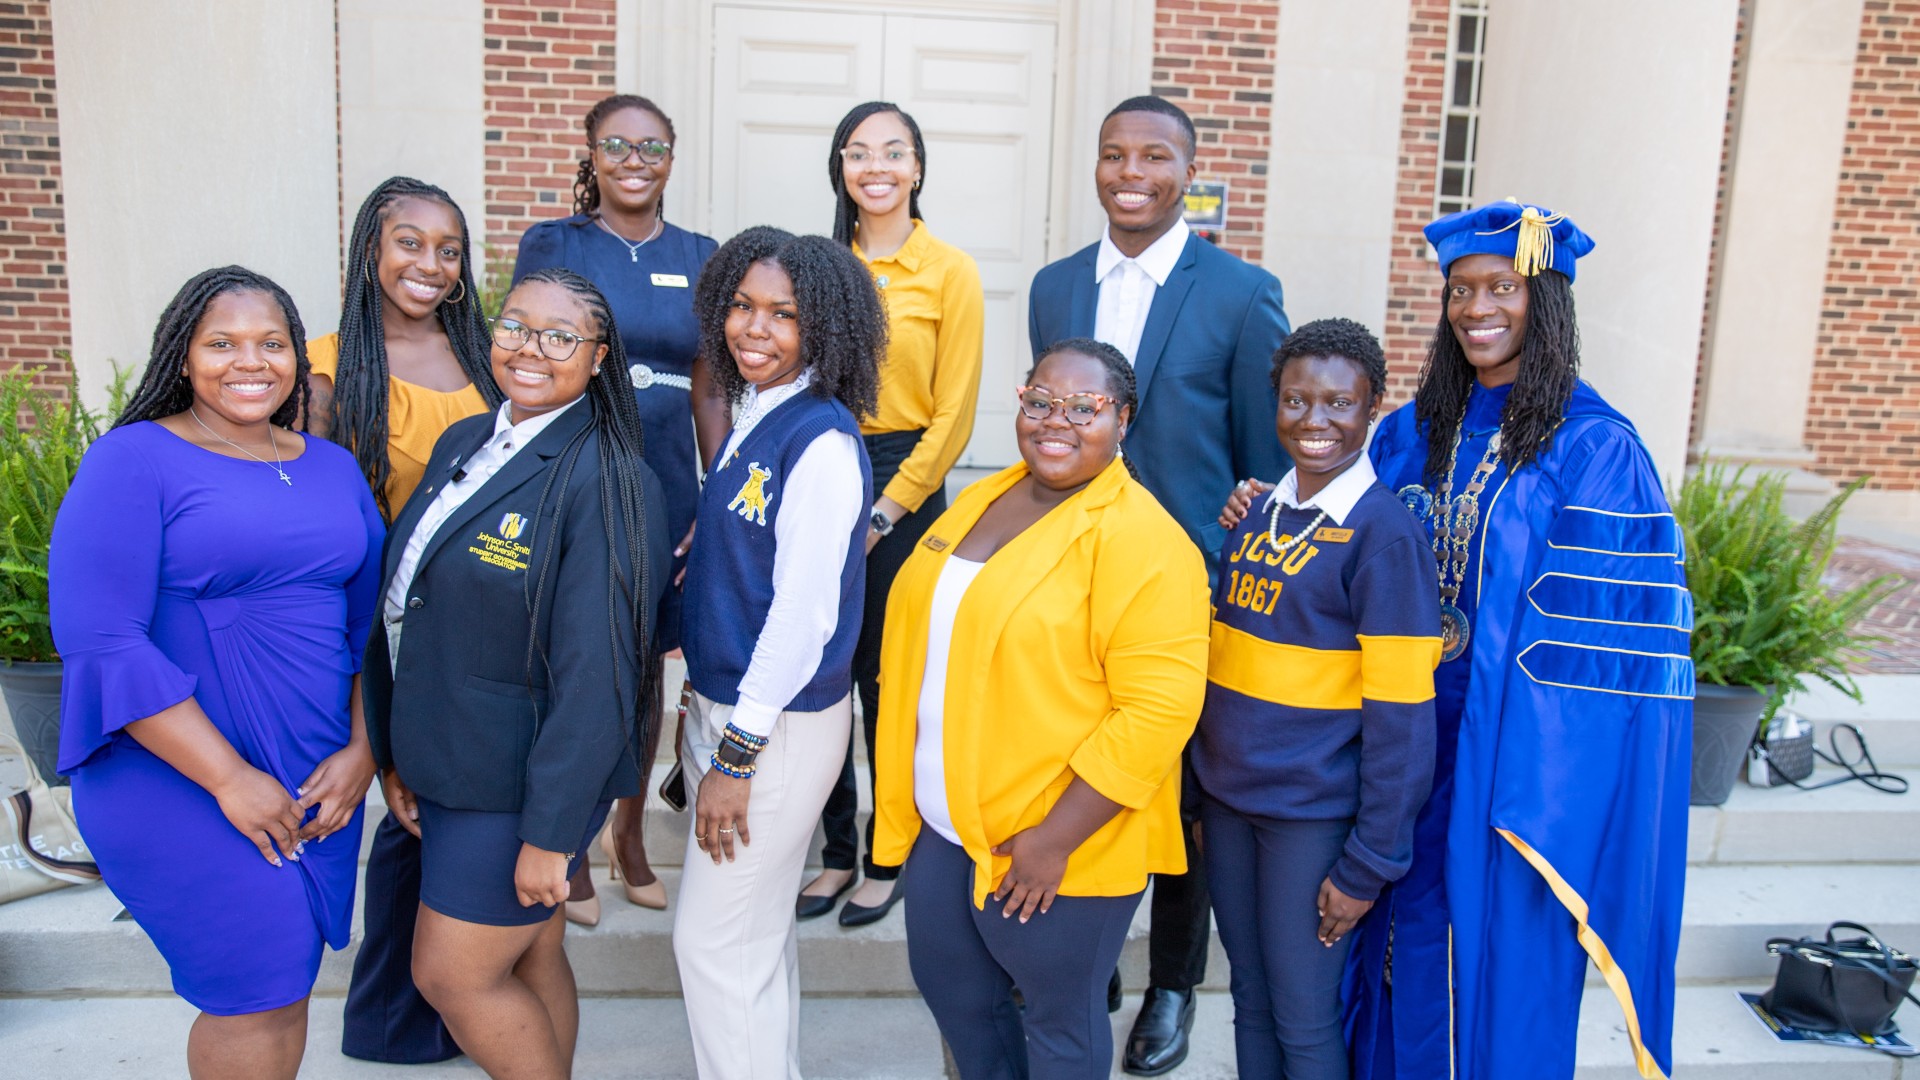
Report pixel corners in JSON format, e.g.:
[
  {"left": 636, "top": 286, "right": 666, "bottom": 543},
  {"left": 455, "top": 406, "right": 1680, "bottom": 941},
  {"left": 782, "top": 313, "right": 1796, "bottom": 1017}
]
[{"left": 49, "top": 421, "right": 383, "bottom": 1015}]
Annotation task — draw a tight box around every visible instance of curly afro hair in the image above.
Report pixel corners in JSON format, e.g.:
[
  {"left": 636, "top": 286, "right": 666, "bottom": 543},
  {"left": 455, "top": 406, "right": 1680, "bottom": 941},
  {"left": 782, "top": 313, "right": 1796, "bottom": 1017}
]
[
  {"left": 693, "top": 225, "right": 886, "bottom": 420},
  {"left": 1270, "top": 317, "right": 1388, "bottom": 401}
]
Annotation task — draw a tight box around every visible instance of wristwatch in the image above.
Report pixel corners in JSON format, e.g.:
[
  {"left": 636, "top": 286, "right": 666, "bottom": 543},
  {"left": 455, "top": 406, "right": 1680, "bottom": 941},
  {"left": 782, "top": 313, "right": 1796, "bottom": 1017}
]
[{"left": 870, "top": 509, "right": 895, "bottom": 537}]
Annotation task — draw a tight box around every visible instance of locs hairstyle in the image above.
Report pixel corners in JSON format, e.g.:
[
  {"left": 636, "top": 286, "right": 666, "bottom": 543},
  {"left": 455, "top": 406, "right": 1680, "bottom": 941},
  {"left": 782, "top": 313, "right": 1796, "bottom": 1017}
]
[
  {"left": 1271, "top": 317, "right": 1389, "bottom": 401},
  {"left": 692, "top": 225, "right": 886, "bottom": 420},
  {"left": 508, "top": 266, "right": 662, "bottom": 763},
  {"left": 826, "top": 101, "right": 927, "bottom": 248},
  {"left": 116, "top": 265, "right": 311, "bottom": 430},
  {"left": 328, "top": 176, "right": 501, "bottom": 519},
  {"left": 572, "top": 93, "right": 678, "bottom": 217},
  {"left": 1026, "top": 336, "right": 1140, "bottom": 480},
  {"left": 1103, "top": 94, "right": 1198, "bottom": 159},
  {"left": 1413, "top": 267, "right": 1580, "bottom": 486}
]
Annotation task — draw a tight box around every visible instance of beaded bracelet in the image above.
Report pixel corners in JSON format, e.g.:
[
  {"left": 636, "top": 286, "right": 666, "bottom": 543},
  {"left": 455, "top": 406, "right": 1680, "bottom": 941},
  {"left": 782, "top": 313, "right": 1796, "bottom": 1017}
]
[
  {"left": 709, "top": 750, "right": 756, "bottom": 779},
  {"left": 721, "top": 722, "right": 769, "bottom": 752}
]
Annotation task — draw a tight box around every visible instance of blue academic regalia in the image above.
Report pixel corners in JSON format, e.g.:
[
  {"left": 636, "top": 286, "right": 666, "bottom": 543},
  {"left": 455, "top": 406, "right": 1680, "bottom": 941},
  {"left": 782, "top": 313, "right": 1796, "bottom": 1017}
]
[{"left": 1346, "top": 380, "right": 1693, "bottom": 1080}]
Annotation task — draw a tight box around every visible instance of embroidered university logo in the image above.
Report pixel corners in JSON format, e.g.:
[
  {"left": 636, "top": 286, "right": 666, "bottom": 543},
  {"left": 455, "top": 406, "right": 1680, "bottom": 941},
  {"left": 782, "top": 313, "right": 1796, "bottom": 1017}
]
[
  {"left": 728, "top": 462, "right": 774, "bottom": 525},
  {"left": 498, "top": 512, "right": 527, "bottom": 540}
]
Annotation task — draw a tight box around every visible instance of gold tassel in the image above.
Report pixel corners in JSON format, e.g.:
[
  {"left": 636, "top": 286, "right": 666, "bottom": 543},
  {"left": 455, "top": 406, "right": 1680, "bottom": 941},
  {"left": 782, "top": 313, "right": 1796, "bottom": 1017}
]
[{"left": 1474, "top": 203, "right": 1567, "bottom": 277}]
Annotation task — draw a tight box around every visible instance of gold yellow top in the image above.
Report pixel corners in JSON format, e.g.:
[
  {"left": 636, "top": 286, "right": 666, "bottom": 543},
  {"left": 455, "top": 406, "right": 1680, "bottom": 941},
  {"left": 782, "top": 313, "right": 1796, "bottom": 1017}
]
[
  {"left": 307, "top": 332, "right": 491, "bottom": 515},
  {"left": 853, "top": 220, "right": 986, "bottom": 512}
]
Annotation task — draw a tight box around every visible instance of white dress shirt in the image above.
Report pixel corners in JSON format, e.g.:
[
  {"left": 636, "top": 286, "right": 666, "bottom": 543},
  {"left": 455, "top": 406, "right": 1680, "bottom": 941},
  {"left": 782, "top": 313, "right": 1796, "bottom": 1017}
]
[
  {"left": 382, "top": 396, "right": 583, "bottom": 664},
  {"left": 1093, "top": 217, "right": 1191, "bottom": 365},
  {"left": 912, "top": 555, "right": 986, "bottom": 846},
  {"left": 719, "top": 370, "right": 866, "bottom": 739},
  {"left": 1263, "top": 452, "right": 1378, "bottom": 527}
]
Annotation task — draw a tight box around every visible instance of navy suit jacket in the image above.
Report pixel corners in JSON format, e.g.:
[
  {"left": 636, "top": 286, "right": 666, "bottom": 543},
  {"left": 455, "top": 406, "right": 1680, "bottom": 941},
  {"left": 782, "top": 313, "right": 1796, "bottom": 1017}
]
[
  {"left": 363, "top": 400, "right": 671, "bottom": 853},
  {"left": 1029, "top": 232, "right": 1290, "bottom": 580}
]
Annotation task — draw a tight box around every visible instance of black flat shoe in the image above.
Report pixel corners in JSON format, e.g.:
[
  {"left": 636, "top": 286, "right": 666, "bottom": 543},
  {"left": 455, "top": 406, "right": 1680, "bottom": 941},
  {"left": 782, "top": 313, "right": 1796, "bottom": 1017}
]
[
  {"left": 837, "top": 885, "right": 903, "bottom": 927},
  {"left": 795, "top": 875, "right": 855, "bottom": 921},
  {"left": 1108, "top": 969, "right": 1123, "bottom": 1014},
  {"left": 1122, "top": 986, "right": 1195, "bottom": 1076}
]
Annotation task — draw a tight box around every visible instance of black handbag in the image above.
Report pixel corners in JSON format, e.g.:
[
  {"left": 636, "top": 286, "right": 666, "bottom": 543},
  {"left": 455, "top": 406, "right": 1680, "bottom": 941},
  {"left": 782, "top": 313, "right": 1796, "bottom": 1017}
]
[
  {"left": 1762, "top": 922, "right": 1920, "bottom": 1041},
  {"left": 1750, "top": 722, "right": 1909, "bottom": 793}
]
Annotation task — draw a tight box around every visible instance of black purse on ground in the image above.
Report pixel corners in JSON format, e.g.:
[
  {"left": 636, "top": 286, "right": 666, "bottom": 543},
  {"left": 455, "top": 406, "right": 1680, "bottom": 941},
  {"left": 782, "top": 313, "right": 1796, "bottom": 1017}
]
[
  {"left": 1750, "top": 722, "right": 1909, "bottom": 793},
  {"left": 1763, "top": 922, "right": 1920, "bottom": 1041}
]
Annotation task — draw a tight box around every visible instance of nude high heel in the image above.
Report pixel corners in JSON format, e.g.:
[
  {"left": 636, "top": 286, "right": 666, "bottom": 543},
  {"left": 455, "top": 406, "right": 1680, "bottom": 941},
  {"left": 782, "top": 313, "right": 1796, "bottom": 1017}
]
[{"left": 603, "top": 818, "right": 668, "bottom": 910}]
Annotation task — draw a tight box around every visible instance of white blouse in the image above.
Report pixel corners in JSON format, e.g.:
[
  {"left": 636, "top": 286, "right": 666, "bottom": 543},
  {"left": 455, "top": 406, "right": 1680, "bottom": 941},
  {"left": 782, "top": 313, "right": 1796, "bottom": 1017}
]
[{"left": 913, "top": 555, "right": 987, "bottom": 846}]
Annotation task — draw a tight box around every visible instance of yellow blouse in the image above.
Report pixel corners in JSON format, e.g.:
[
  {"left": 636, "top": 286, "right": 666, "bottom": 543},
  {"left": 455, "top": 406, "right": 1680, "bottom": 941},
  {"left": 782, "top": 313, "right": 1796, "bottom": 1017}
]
[
  {"left": 854, "top": 220, "right": 986, "bottom": 513},
  {"left": 871, "top": 458, "right": 1211, "bottom": 907},
  {"left": 306, "top": 332, "right": 491, "bottom": 515}
]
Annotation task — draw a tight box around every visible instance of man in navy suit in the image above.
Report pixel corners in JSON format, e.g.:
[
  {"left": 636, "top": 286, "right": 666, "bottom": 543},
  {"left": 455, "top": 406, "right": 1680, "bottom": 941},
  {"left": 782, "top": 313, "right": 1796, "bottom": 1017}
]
[{"left": 1028, "top": 94, "right": 1290, "bottom": 1076}]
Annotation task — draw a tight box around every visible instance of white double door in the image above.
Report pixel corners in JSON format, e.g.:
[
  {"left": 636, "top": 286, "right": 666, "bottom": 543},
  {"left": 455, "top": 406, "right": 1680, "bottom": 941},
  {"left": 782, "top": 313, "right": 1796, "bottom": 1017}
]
[{"left": 709, "top": 3, "right": 1058, "bottom": 468}]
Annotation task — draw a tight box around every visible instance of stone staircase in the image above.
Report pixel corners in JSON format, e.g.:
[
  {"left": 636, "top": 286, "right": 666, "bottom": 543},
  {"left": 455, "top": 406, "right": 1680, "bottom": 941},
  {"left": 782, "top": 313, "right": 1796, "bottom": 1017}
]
[{"left": 2, "top": 669, "right": 1917, "bottom": 1077}]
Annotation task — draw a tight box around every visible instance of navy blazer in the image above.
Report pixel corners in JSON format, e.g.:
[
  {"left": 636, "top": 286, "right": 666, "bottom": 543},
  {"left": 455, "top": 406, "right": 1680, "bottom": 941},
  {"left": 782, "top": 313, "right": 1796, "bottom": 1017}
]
[
  {"left": 363, "top": 400, "right": 671, "bottom": 853},
  {"left": 1028, "top": 232, "right": 1290, "bottom": 580}
]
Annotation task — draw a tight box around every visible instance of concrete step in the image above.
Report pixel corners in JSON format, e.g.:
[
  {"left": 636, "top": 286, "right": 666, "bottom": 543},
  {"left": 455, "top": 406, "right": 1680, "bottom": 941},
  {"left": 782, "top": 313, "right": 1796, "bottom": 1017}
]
[
  {"left": 1688, "top": 763, "right": 1920, "bottom": 864},
  {"left": 1788, "top": 674, "right": 1920, "bottom": 765},
  {"left": 1651, "top": 862, "right": 1920, "bottom": 986},
  {"left": 0, "top": 984, "right": 1904, "bottom": 1078}
]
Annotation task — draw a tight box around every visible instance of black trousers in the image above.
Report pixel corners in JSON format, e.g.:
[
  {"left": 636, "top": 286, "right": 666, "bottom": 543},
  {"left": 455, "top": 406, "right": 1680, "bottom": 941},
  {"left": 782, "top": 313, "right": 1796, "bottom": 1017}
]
[
  {"left": 341, "top": 811, "right": 460, "bottom": 1063},
  {"left": 1147, "top": 752, "right": 1212, "bottom": 991},
  {"left": 820, "top": 430, "right": 943, "bottom": 881}
]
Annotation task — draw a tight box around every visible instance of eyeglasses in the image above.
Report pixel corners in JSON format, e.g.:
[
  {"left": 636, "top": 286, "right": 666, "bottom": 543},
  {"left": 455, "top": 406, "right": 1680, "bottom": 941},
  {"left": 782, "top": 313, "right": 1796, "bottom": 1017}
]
[
  {"left": 1015, "top": 385, "right": 1118, "bottom": 425},
  {"left": 491, "top": 318, "right": 600, "bottom": 361},
  {"left": 839, "top": 146, "right": 915, "bottom": 166},
  {"left": 596, "top": 136, "right": 673, "bottom": 165}
]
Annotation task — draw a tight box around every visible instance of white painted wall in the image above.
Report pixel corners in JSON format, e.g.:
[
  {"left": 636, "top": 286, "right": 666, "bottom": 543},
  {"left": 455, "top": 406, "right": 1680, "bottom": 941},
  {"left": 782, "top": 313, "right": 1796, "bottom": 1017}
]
[
  {"left": 1262, "top": 0, "right": 1410, "bottom": 336},
  {"left": 1473, "top": 0, "right": 1741, "bottom": 484},
  {"left": 52, "top": 2, "right": 341, "bottom": 401},
  {"left": 338, "top": 0, "right": 487, "bottom": 268}
]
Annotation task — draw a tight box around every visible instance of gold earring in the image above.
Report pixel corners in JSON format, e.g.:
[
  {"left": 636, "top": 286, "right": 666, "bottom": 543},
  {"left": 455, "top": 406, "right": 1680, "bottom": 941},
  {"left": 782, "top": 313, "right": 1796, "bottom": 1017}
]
[{"left": 446, "top": 279, "right": 467, "bottom": 305}]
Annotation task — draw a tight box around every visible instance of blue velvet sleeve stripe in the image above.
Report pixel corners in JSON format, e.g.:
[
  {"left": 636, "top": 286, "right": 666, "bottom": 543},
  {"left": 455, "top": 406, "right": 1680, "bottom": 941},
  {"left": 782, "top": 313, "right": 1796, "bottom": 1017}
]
[
  {"left": 1517, "top": 640, "right": 1695, "bottom": 701},
  {"left": 1547, "top": 506, "right": 1684, "bottom": 559},
  {"left": 1527, "top": 573, "right": 1692, "bottom": 631}
]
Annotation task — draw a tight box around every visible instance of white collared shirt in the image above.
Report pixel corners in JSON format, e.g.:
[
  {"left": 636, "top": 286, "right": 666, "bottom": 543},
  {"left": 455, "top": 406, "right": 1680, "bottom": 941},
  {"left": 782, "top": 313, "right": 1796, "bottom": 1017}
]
[
  {"left": 719, "top": 370, "right": 866, "bottom": 739},
  {"left": 383, "top": 396, "right": 583, "bottom": 640},
  {"left": 1093, "top": 217, "right": 1191, "bottom": 365},
  {"left": 1263, "top": 453, "right": 1378, "bottom": 528}
]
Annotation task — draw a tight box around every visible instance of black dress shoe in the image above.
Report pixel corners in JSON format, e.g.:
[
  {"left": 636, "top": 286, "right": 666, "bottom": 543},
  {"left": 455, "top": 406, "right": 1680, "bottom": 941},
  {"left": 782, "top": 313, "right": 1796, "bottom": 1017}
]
[
  {"left": 1122, "top": 986, "right": 1195, "bottom": 1076},
  {"left": 1107, "top": 969, "right": 1123, "bottom": 1013},
  {"left": 795, "top": 875, "right": 855, "bottom": 921},
  {"left": 837, "top": 884, "right": 903, "bottom": 927}
]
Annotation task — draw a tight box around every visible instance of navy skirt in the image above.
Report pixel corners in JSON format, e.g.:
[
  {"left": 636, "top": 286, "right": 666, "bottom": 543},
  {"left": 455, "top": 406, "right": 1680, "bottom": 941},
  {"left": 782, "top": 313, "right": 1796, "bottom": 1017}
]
[{"left": 416, "top": 798, "right": 612, "bottom": 927}]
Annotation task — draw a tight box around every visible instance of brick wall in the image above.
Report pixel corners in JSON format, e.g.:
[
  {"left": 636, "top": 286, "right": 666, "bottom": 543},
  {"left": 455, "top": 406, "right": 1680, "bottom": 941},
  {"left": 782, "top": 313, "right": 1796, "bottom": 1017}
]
[
  {"left": 1693, "top": 7, "right": 1748, "bottom": 450},
  {"left": 1380, "top": 0, "right": 1452, "bottom": 403},
  {"left": 1150, "top": 0, "right": 1277, "bottom": 262},
  {"left": 1808, "top": 0, "right": 1920, "bottom": 491},
  {"left": 482, "top": 0, "right": 619, "bottom": 283},
  {"left": 0, "top": 0, "right": 67, "bottom": 389}
]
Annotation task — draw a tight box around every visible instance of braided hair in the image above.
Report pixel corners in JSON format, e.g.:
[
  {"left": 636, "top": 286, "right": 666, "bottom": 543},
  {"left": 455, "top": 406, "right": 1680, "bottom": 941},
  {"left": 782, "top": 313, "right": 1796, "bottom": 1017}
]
[
  {"left": 1271, "top": 317, "right": 1388, "bottom": 402},
  {"left": 330, "top": 176, "right": 501, "bottom": 518},
  {"left": 572, "top": 94, "right": 677, "bottom": 218},
  {"left": 692, "top": 226, "right": 886, "bottom": 419},
  {"left": 510, "top": 266, "right": 661, "bottom": 773},
  {"left": 116, "top": 266, "right": 311, "bottom": 430},
  {"left": 1027, "top": 336, "right": 1140, "bottom": 480},
  {"left": 1412, "top": 267, "right": 1580, "bottom": 486},
  {"left": 827, "top": 101, "right": 927, "bottom": 248}
]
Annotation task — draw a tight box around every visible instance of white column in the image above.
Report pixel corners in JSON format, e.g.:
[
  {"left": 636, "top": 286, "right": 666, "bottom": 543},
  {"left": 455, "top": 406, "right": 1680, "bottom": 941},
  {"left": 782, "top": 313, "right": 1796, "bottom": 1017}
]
[
  {"left": 52, "top": 2, "right": 341, "bottom": 402},
  {"left": 1695, "top": 0, "right": 1865, "bottom": 490},
  {"left": 1263, "top": 0, "right": 1410, "bottom": 335},
  {"left": 1049, "top": 0, "right": 1157, "bottom": 254},
  {"left": 1471, "top": 0, "right": 1741, "bottom": 484},
  {"left": 338, "top": 0, "right": 486, "bottom": 242}
]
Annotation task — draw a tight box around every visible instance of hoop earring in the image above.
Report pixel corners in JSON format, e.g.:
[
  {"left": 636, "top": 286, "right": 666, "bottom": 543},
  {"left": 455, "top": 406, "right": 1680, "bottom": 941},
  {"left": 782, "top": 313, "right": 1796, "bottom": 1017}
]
[
  {"left": 363, "top": 259, "right": 375, "bottom": 284},
  {"left": 446, "top": 279, "right": 467, "bottom": 306}
]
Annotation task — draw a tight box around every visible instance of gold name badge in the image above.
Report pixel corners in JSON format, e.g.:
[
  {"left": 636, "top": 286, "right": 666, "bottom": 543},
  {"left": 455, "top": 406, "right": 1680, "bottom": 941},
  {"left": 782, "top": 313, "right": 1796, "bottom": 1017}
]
[
  {"left": 922, "top": 536, "right": 949, "bottom": 551},
  {"left": 1314, "top": 527, "right": 1354, "bottom": 543},
  {"left": 650, "top": 273, "right": 689, "bottom": 288}
]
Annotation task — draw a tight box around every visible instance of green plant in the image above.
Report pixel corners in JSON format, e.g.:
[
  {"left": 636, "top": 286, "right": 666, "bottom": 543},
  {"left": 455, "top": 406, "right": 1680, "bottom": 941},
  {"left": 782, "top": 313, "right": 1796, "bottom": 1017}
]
[
  {"left": 0, "top": 362, "right": 125, "bottom": 663},
  {"left": 1675, "top": 462, "right": 1903, "bottom": 724},
  {"left": 478, "top": 242, "right": 515, "bottom": 321}
]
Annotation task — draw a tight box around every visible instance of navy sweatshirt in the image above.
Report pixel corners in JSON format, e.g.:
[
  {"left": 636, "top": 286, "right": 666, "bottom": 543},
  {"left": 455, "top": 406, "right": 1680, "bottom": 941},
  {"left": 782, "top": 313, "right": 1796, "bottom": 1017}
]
[{"left": 1193, "top": 473, "right": 1442, "bottom": 901}]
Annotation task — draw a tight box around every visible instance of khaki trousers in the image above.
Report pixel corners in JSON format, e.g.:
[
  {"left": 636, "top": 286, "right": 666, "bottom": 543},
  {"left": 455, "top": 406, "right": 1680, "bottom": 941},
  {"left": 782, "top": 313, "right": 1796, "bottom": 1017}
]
[{"left": 672, "top": 690, "right": 852, "bottom": 1079}]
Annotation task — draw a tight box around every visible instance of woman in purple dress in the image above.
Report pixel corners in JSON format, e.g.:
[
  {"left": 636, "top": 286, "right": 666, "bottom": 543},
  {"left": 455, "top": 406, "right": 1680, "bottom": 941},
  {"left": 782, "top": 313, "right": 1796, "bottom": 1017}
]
[{"left": 49, "top": 266, "right": 384, "bottom": 1080}]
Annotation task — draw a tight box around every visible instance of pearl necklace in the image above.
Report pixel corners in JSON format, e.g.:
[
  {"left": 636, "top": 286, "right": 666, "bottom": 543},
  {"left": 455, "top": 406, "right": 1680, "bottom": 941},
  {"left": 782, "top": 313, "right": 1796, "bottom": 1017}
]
[
  {"left": 1266, "top": 494, "right": 1327, "bottom": 556},
  {"left": 595, "top": 214, "right": 663, "bottom": 262},
  {"left": 189, "top": 407, "right": 291, "bottom": 485}
]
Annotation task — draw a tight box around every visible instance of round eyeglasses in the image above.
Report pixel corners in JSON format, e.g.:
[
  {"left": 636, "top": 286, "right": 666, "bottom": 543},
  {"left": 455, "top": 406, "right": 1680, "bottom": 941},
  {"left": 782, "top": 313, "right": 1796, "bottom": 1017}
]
[
  {"left": 597, "top": 136, "right": 673, "bottom": 166},
  {"left": 1015, "top": 385, "right": 1117, "bottom": 426},
  {"left": 839, "top": 146, "right": 915, "bottom": 166},
  {"left": 491, "top": 318, "right": 600, "bottom": 361}
]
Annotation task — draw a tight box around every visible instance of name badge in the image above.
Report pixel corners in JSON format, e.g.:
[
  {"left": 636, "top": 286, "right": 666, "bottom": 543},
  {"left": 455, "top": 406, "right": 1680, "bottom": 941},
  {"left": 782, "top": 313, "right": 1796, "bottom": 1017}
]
[
  {"left": 651, "top": 273, "right": 689, "bottom": 288},
  {"left": 1314, "top": 527, "right": 1354, "bottom": 543},
  {"left": 922, "top": 536, "right": 949, "bottom": 552}
]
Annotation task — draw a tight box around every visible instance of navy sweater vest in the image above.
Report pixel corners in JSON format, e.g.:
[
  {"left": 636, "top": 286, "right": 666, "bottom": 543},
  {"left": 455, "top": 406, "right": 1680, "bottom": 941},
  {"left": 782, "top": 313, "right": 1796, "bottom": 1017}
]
[{"left": 682, "top": 391, "right": 871, "bottom": 712}]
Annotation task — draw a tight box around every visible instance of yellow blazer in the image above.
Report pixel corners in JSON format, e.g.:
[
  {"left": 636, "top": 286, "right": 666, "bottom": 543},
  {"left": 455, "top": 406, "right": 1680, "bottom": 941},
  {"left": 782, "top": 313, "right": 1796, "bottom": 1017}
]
[{"left": 872, "top": 457, "right": 1210, "bottom": 908}]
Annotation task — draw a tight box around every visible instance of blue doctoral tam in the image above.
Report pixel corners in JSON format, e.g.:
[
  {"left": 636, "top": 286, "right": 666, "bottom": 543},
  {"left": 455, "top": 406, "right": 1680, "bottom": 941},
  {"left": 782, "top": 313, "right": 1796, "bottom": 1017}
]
[{"left": 1425, "top": 200, "right": 1597, "bottom": 281}]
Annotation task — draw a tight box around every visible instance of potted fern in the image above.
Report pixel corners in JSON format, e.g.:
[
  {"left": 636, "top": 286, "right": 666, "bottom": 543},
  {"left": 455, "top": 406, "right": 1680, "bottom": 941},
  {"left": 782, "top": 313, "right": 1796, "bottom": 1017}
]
[
  {"left": 0, "top": 365, "right": 114, "bottom": 785},
  {"left": 1675, "top": 463, "right": 1901, "bottom": 805}
]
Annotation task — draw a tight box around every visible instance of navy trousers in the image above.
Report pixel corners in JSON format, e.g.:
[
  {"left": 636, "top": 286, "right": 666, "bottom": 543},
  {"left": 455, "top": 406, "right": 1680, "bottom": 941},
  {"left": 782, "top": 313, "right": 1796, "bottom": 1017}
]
[
  {"left": 903, "top": 831, "right": 1140, "bottom": 1080},
  {"left": 340, "top": 812, "right": 460, "bottom": 1064},
  {"left": 1200, "top": 797, "right": 1355, "bottom": 1080}
]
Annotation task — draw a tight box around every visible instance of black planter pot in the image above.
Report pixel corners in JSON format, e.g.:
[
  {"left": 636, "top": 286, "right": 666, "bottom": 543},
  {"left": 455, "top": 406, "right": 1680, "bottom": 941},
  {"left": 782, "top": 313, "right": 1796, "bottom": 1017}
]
[
  {"left": 1691, "top": 682, "right": 1765, "bottom": 806},
  {"left": 0, "top": 660, "right": 63, "bottom": 787}
]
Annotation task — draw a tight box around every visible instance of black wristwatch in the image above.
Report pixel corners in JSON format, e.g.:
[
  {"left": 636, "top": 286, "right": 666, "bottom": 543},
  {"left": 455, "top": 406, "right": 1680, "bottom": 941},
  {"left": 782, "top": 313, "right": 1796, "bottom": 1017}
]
[{"left": 870, "top": 509, "right": 895, "bottom": 537}]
